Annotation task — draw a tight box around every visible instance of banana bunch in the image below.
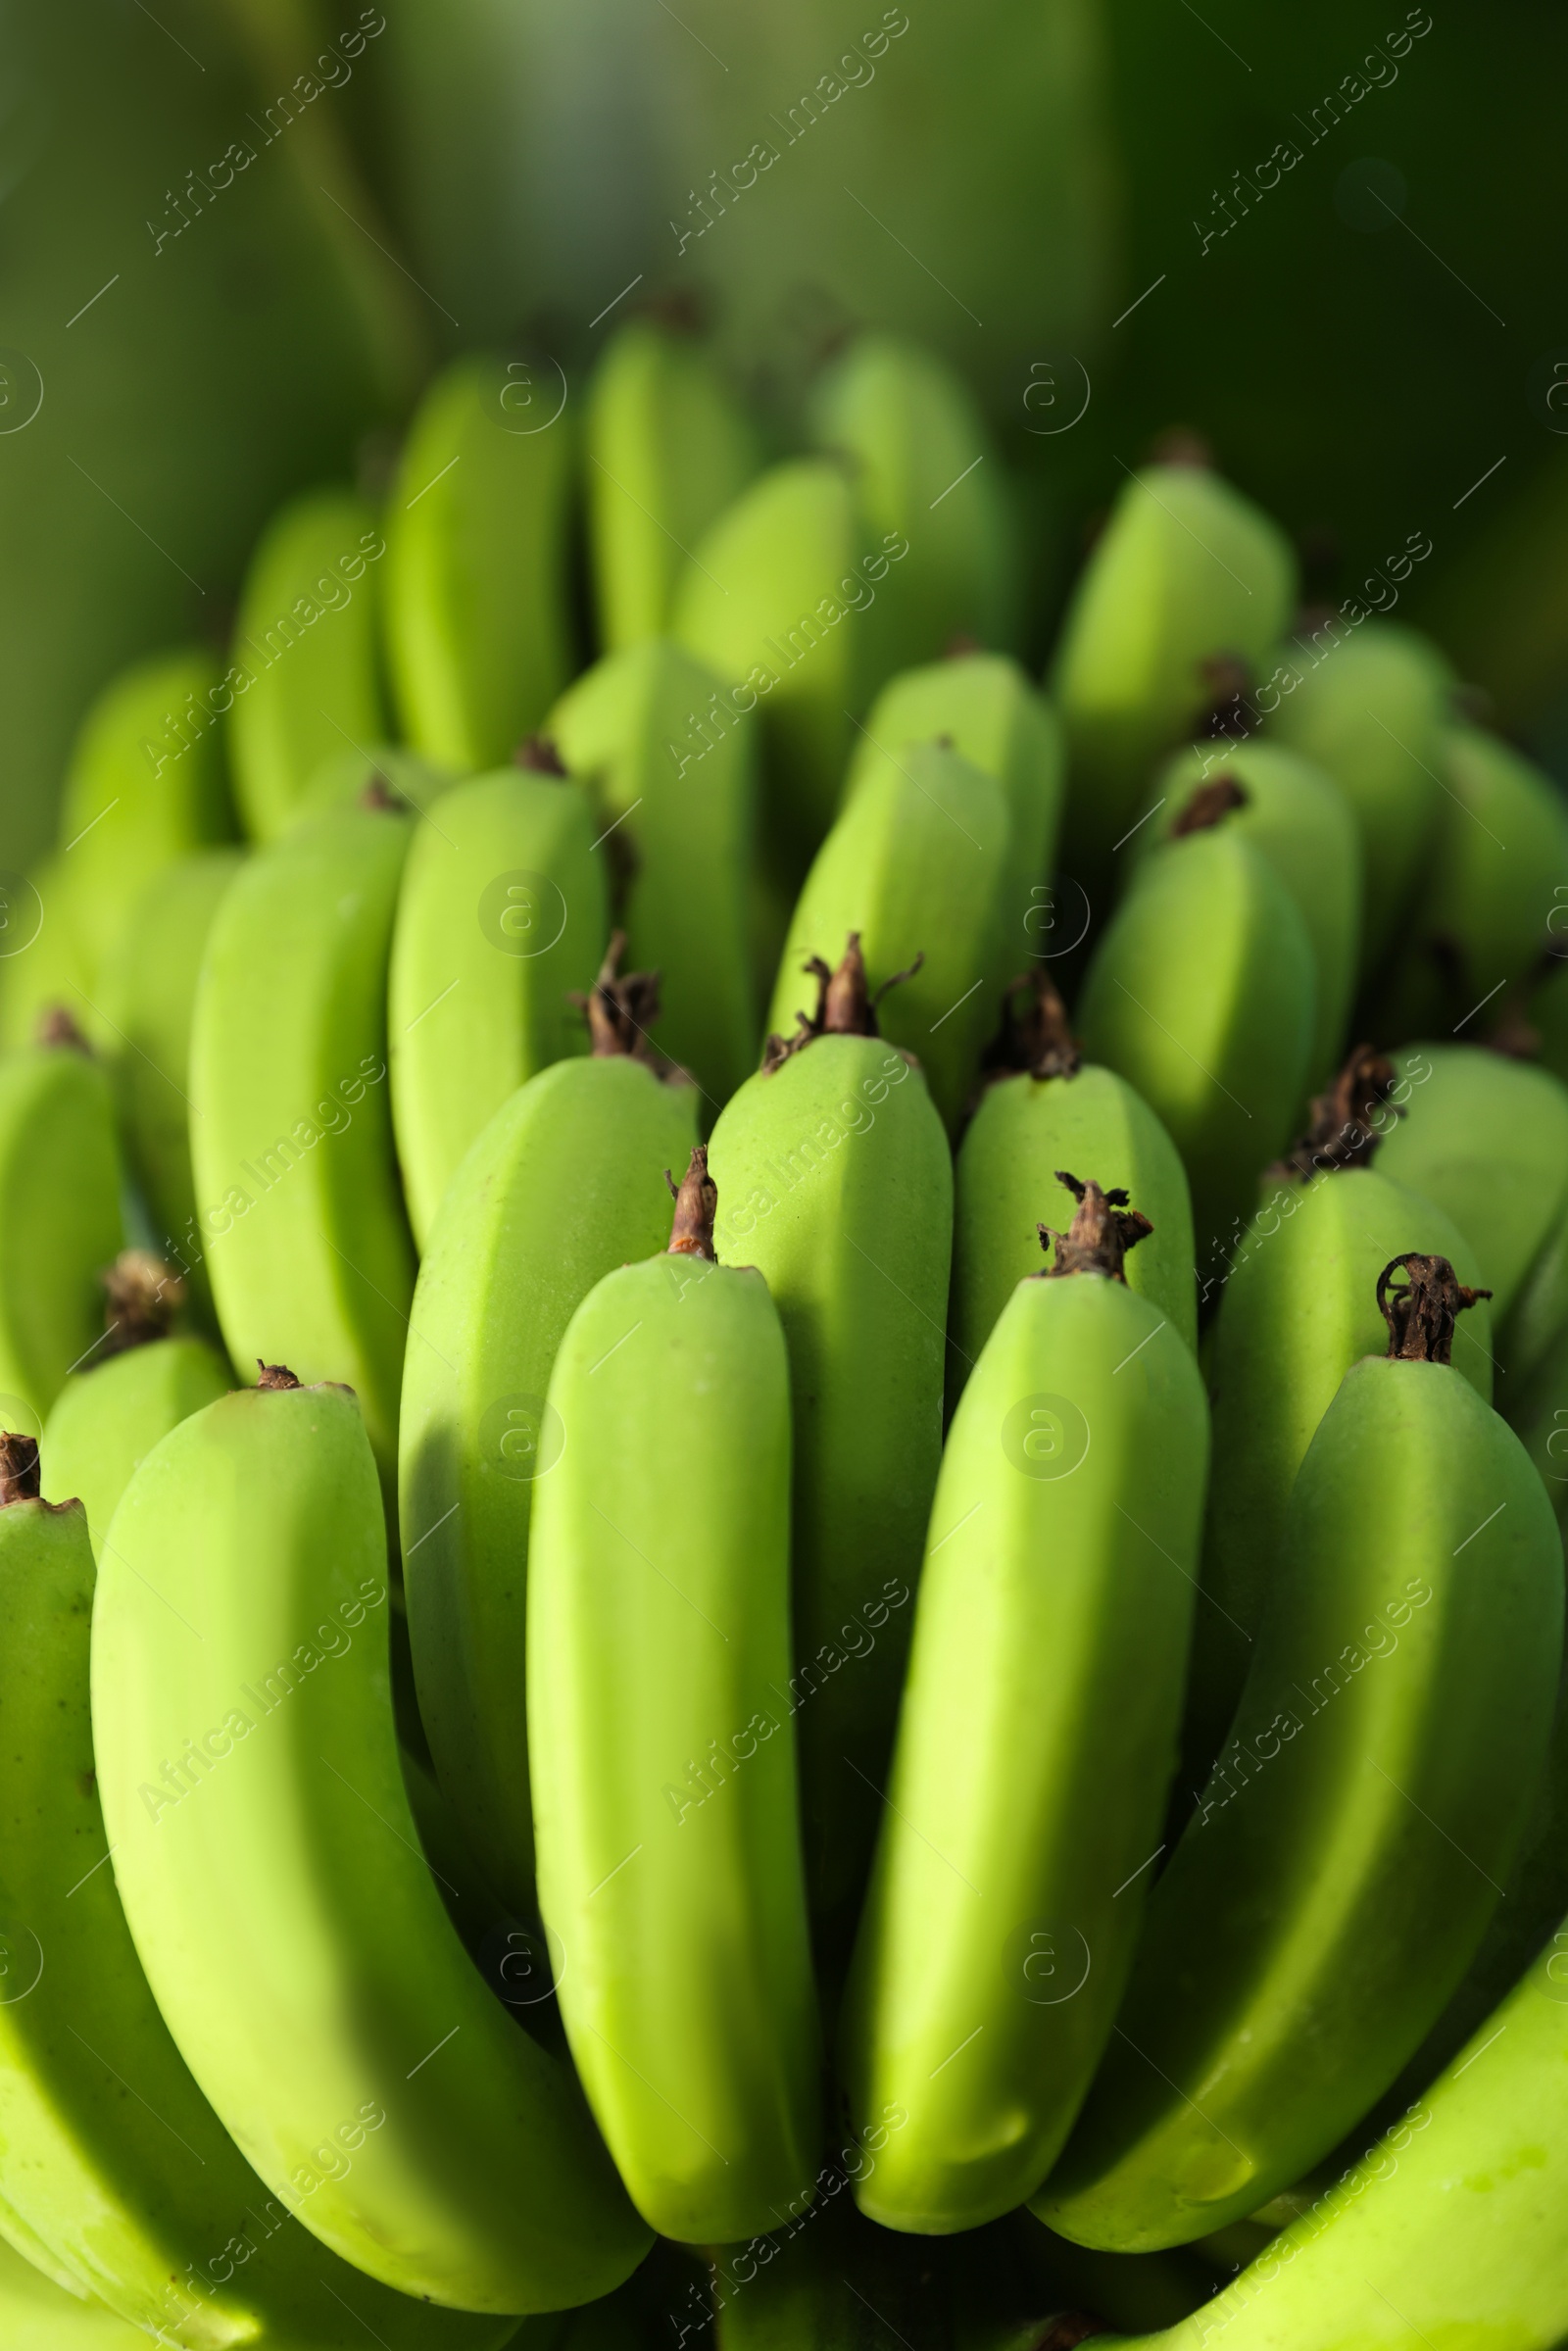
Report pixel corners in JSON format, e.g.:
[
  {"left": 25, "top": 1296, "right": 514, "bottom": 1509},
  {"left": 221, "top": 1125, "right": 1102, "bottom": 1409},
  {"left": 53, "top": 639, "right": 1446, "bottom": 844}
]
[{"left": 4, "top": 314, "right": 1568, "bottom": 2351}]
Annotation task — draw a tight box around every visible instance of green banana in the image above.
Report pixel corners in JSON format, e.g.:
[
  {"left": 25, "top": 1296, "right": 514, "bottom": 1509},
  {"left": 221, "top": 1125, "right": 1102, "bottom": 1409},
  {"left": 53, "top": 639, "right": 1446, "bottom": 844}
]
[
  {"left": 1187, "top": 1048, "right": 1495, "bottom": 1768},
  {"left": 842, "top": 1174, "right": 1209, "bottom": 2233},
  {"left": 765, "top": 745, "right": 1011, "bottom": 1132},
  {"left": 1074, "top": 820, "right": 1315, "bottom": 1263},
  {"left": 847, "top": 651, "right": 1065, "bottom": 1000},
  {"left": 96, "top": 847, "right": 243, "bottom": 1333},
  {"left": 229, "top": 486, "right": 391, "bottom": 844},
  {"left": 401, "top": 981, "right": 698, "bottom": 1919},
  {"left": 189, "top": 799, "right": 415, "bottom": 1485},
  {"left": 1264, "top": 617, "right": 1452, "bottom": 975},
  {"left": 0, "top": 2233, "right": 152, "bottom": 2351},
  {"left": 950, "top": 971, "right": 1197, "bottom": 1393},
  {"left": 92, "top": 1376, "right": 649, "bottom": 2314},
  {"left": 547, "top": 638, "right": 760, "bottom": 1103},
  {"left": 388, "top": 756, "right": 608, "bottom": 1248},
  {"left": 1048, "top": 457, "right": 1296, "bottom": 881},
  {"left": 0, "top": 853, "right": 99, "bottom": 1053},
  {"left": 706, "top": 948, "right": 953, "bottom": 1941},
  {"left": 586, "top": 316, "right": 761, "bottom": 652},
  {"left": 0, "top": 1430, "right": 522, "bottom": 2348},
  {"left": 1374, "top": 723, "right": 1568, "bottom": 1042},
  {"left": 1135, "top": 741, "right": 1363, "bottom": 1091},
  {"left": 293, "top": 743, "right": 458, "bottom": 831},
  {"left": 385, "top": 354, "right": 577, "bottom": 770},
  {"left": 1037, "top": 1255, "right": 1561, "bottom": 2250},
  {"left": 528, "top": 1151, "right": 820, "bottom": 2242},
  {"left": 806, "top": 330, "right": 1020, "bottom": 659},
  {"left": 672, "top": 457, "right": 906, "bottom": 871},
  {"left": 0, "top": 1038, "right": 123, "bottom": 1430},
  {"left": 40, "top": 1253, "right": 229, "bottom": 1555}
]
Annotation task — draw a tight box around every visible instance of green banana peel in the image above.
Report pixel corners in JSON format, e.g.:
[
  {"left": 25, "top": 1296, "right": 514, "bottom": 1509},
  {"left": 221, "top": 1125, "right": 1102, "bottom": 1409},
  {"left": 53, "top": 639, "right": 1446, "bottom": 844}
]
[{"left": 0, "top": 1044, "right": 124, "bottom": 1430}]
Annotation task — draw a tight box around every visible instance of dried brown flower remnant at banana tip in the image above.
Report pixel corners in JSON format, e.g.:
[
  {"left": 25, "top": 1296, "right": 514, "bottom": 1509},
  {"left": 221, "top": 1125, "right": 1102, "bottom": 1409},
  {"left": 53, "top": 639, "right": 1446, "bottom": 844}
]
[
  {"left": 102, "top": 1249, "right": 183, "bottom": 1356},
  {"left": 984, "top": 967, "right": 1081, "bottom": 1084},
  {"left": 1172, "top": 774, "right": 1249, "bottom": 836},
  {"left": 515, "top": 733, "right": 567, "bottom": 777},
  {"left": 1377, "top": 1254, "right": 1492, "bottom": 1367},
  {"left": 0, "top": 1432, "right": 39, "bottom": 1506},
  {"left": 359, "top": 772, "right": 408, "bottom": 813},
  {"left": 1037, "top": 1171, "right": 1153, "bottom": 1283},
  {"left": 761, "top": 932, "right": 924, "bottom": 1073},
  {"left": 1273, "top": 1043, "right": 1400, "bottom": 1181},
  {"left": 1031, "top": 2316, "right": 1108, "bottom": 2351},
  {"left": 36, "top": 1004, "right": 92, "bottom": 1054},
  {"left": 256, "top": 1361, "right": 304, "bottom": 1391},
  {"left": 665, "top": 1147, "right": 717, "bottom": 1262},
  {"left": 568, "top": 931, "right": 674, "bottom": 1071}
]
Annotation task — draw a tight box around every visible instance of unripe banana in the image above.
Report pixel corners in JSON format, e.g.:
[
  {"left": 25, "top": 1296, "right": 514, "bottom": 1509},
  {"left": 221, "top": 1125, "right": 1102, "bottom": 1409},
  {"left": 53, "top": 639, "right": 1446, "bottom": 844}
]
[
  {"left": 1075, "top": 823, "right": 1315, "bottom": 1261},
  {"left": 97, "top": 847, "right": 243, "bottom": 1333},
  {"left": 807, "top": 330, "right": 1020, "bottom": 658},
  {"left": 706, "top": 954, "right": 953, "bottom": 1941},
  {"left": 529, "top": 1152, "right": 820, "bottom": 2242},
  {"left": 388, "top": 758, "right": 608, "bottom": 1248},
  {"left": 848, "top": 651, "right": 1065, "bottom": 999},
  {"left": 1135, "top": 741, "right": 1362, "bottom": 1090},
  {"left": 53, "top": 647, "right": 237, "bottom": 989},
  {"left": 0, "top": 2234, "right": 151, "bottom": 2351},
  {"left": 189, "top": 800, "right": 414, "bottom": 1487},
  {"left": 842, "top": 1175, "right": 1209, "bottom": 2233},
  {"left": 93, "top": 1377, "right": 649, "bottom": 2314},
  {"left": 0, "top": 853, "right": 98, "bottom": 1052},
  {"left": 229, "top": 487, "right": 390, "bottom": 843},
  {"left": 385, "top": 354, "right": 577, "bottom": 769},
  {"left": 294, "top": 744, "right": 457, "bottom": 832},
  {"left": 765, "top": 745, "right": 1011, "bottom": 1132},
  {"left": 673, "top": 458, "right": 906, "bottom": 869},
  {"left": 548, "top": 638, "right": 760, "bottom": 1103},
  {"left": 1048, "top": 457, "right": 1296, "bottom": 879},
  {"left": 586, "top": 316, "right": 761, "bottom": 651},
  {"left": 0, "top": 1432, "right": 522, "bottom": 2349},
  {"left": 1264, "top": 617, "right": 1452, "bottom": 973},
  {"left": 1374, "top": 724, "right": 1568, "bottom": 1041},
  {"left": 401, "top": 986, "right": 697, "bottom": 1918},
  {"left": 40, "top": 1253, "right": 229, "bottom": 1555},
  {"left": 0, "top": 1038, "right": 123, "bottom": 1430},
  {"left": 1188, "top": 1049, "right": 1496, "bottom": 1775},
  {"left": 1037, "top": 1256, "right": 1560, "bottom": 2251},
  {"left": 951, "top": 973, "right": 1197, "bottom": 1393}
]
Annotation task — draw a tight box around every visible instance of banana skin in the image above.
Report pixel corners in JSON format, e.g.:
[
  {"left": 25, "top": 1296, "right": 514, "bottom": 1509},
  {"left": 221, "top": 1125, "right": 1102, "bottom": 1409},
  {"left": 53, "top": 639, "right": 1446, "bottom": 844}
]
[
  {"left": 42, "top": 1329, "right": 229, "bottom": 1559},
  {"left": 707, "top": 966, "right": 953, "bottom": 1941},
  {"left": 0, "top": 1041, "right": 123, "bottom": 1431},
  {"left": 401, "top": 1037, "right": 698, "bottom": 1920},
  {"left": 842, "top": 1177, "right": 1209, "bottom": 2234},
  {"left": 1038, "top": 1259, "right": 1561, "bottom": 2251},
  {"left": 529, "top": 1152, "right": 820, "bottom": 2243},
  {"left": 92, "top": 1379, "right": 649, "bottom": 2314}
]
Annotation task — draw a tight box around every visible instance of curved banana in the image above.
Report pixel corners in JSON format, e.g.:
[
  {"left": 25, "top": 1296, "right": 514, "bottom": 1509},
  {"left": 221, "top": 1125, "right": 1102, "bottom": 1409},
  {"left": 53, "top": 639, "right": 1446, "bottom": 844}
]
[
  {"left": 707, "top": 943, "right": 953, "bottom": 1942},
  {"left": 388, "top": 757, "right": 608, "bottom": 1248},
  {"left": 765, "top": 745, "right": 1011, "bottom": 1132},
  {"left": 0, "top": 2230, "right": 152, "bottom": 2350},
  {"left": 1048, "top": 456, "right": 1295, "bottom": 880},
  {"left": 1037, "top": 1255, "right": 1561, "bottom": 2251},
  {"left": 547, "top": 638, "right": 760, "bottom": 1103},
  {"left": 1264, "top": 616, "right": 1451, "bottom": 974},
  {"left": 0, "top": 1432, "right": 523, "bottom": 2348},
  {"left": 807, "top": 330, "right": 1019, "bottom": 659},
  {"left": 1136, "top": 741, "right": 1362, "bottom": 1091},
  {"left": 0, "top": 853, "right": 99, "bottom": 1053},
  {"left": 92, "top": 1377, "right": 650, "bottom": 2314},
  {"left": 1075, "top": 822, "right": 1315, "bottom": 1263},
  {"left": 189, "top": 799, "right": 415, "bottom": 1486},
  {"left": 841, "top": 1174, "right": 1209, "bottom": 2233},
  {"left": 586, "top": 316, "right": 760, "bottom": 652},
  {"left": 848, "top": 650, "right": 1065, "bottom": 1001},
  {"left": 951, "top": 971, "right": 1197, "bottom": 1394},
  {"left": 384, "top": 354, "right": 577, "bottom": 770},
  {"left": 1189, "top": 1048, "right": 1495, "bottom": 1767},
  {"left": 0, "top": 1038, "right": 123, "bottom": 1430},
  {"left": 40, "top": 1253, "right": 229, "bottom": 1554},
  {"left": 401, "top": 979, "right": 697, "bottom": 1918},
  {"left": 528, "top": 1151, "right": 820, "bottom": 2243},
  {"left": 229, "top": 487, "right": 390, "bottom": 844},
  {"left": 673, "top": 457, "right": 907, "bottom": 871},
  {"left": 98, "top": 848, "right": 244, "bottom": 1333}
]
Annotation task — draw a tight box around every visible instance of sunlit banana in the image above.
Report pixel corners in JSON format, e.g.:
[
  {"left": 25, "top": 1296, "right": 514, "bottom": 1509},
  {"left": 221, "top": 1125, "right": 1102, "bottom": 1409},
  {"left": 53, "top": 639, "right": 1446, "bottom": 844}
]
[
  {"left": 0, "top": 2227, "right": 158, "bottom": 2350},
  {"left": 388, "top": 755, "right": 608, "bottom": 1247},
  {"left": 229, "top": 486, "right": 390, "bottom": 844},
  {"left": 0, "top": 1036, "right": 123, "bottom": 1430},
  {"left": 707, "top": 938, "right": 953, "bottom": 1945},
  {"left": 1038, "top": 1254, "right": 1560, "bottom": 2249},
  {"left": 385, "top": 353, "right": 576, "bottom": 770},
  {"left": 529, "top": 1151, "right": 820, "bottom": 2242},
  {"left": 92, "top": 1376, "right": 650, "bottom": 2313}
]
